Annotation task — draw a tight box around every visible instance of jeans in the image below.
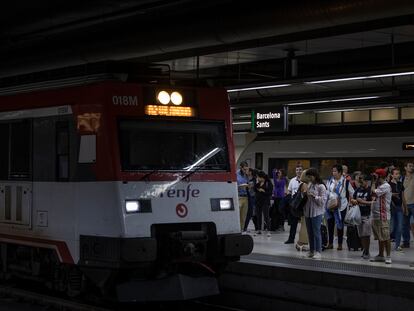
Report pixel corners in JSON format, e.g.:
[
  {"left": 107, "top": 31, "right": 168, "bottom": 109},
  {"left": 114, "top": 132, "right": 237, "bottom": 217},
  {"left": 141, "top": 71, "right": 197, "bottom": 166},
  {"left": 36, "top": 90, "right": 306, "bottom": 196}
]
[
  {"left": 327, "top": 209, "right": 347, "bottom": 245},
  {"left": 244, "top": 196, "right": 258, "bottom": 231},
  {"left": 402, "top": 204, "right": 414, "bottom": 245},
  {"left": 256, "top": 200, "right": 271, "bottom": 231},
  {"left": 391, "top": 206, "right": 403, "bottom": 249},
  {"left": 305, "top": 214, "right": 323, "bottom": 253}
]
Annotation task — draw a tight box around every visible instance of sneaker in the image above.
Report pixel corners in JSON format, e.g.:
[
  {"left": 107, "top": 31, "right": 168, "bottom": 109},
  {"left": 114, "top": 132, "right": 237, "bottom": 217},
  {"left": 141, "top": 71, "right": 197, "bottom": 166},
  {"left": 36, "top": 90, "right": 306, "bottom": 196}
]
[
  {"left": 313, "top": 252, "right": 322, "bottom": 259},
  {"left": 284, "top": 240, "right": 294, "bottom": 244},
  {"left": 385, "top": 257, "right": 392, "bottom": 264},
  {"left": 370, "top": 255, "right": 385, "bottom": 262},
  {"left": 395, "top": 246, "right": 403, "bottom": 252},
  {"left": 307, "top": 251, "right": 314, "bottom": 258},
  {"left": 363, "top": 253, "right": 371, "bottom": 260}
]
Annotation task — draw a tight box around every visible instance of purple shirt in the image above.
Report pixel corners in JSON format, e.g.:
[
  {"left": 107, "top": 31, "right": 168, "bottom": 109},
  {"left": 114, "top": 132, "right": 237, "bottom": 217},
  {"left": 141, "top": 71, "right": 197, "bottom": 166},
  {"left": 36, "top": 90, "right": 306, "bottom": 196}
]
[{"left": 273, "top": 178, "right": 287, "bottom": 198}]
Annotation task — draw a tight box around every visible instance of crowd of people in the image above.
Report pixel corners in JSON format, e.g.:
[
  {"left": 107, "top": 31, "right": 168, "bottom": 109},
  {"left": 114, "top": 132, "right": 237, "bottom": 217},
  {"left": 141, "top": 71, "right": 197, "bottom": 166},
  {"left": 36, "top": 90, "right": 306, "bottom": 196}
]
[{"left": 236, "top": 160, "right": 414, "bottom": 265}]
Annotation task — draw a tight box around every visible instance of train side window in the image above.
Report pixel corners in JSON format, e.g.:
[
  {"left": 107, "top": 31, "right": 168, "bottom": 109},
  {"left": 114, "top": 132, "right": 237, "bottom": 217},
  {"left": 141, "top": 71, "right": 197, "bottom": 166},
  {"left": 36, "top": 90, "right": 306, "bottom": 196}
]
[
  {"left": 56, "top": 122, "right": 69, "bottom": 181},
  {"left": 9, "top": 120, "right": 31, "bottom": 179},
  {"left": 0, "top": 123, "right": 9, "bottom": 180},
  {"left": 78, "top": 135, "right": 96, "bottom": 163}
]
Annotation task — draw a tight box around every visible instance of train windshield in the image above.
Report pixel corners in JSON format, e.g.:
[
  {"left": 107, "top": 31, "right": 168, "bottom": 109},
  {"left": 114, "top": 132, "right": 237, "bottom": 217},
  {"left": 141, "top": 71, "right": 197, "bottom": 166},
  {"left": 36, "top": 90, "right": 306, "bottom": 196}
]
[{"left": 118, "top": 119, "right": 230, "bottom": 171}]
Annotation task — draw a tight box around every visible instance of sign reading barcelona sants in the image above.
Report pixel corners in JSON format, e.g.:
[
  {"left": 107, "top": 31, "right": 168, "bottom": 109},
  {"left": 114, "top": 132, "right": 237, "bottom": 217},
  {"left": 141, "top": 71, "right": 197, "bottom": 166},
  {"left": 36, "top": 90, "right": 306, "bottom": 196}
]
[{"left": 251, "top": 106, "right": 288, "bottom": 132}]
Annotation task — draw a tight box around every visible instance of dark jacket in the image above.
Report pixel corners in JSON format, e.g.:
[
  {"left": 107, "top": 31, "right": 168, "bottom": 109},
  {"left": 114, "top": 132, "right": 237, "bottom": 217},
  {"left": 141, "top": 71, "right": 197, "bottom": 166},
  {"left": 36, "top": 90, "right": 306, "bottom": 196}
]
[{"left": 255, "top": 179, "right": 274, "bottom": 205}]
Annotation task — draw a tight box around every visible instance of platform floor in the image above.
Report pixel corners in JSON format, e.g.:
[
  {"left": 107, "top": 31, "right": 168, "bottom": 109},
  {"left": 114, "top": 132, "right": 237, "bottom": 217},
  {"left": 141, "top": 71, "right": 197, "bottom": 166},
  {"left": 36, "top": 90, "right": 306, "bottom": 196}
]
[{"left": 245, "top": 222, "right": 414, "bottom": 273}]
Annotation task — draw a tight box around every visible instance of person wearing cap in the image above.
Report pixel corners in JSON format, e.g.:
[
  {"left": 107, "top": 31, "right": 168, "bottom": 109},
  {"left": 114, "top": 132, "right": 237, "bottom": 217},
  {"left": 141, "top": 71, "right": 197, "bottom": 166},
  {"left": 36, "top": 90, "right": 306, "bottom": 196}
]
[{"left": 370, "top": 168, "right": 393, "bottom": 264}]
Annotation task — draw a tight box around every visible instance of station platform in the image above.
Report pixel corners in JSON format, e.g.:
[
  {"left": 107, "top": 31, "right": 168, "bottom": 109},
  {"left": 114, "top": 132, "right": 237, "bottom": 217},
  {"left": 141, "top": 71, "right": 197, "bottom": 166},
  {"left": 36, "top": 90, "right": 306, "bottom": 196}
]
[
  {"left": 248, "top": 226, "right": 414, "bottom": 274},
  {"left": 214, "top": 224, "right": 414, "bottom": 311}
]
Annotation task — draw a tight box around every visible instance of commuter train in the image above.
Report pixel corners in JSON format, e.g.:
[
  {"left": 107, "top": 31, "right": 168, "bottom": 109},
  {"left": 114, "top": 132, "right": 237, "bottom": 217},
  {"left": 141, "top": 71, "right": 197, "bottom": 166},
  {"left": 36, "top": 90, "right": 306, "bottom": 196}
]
[
  {"left": 239, "top": 135, "right": 414, "bottom": 178},
  {"left": 0, "top": 80, "right": 253, "bottom": 301}
]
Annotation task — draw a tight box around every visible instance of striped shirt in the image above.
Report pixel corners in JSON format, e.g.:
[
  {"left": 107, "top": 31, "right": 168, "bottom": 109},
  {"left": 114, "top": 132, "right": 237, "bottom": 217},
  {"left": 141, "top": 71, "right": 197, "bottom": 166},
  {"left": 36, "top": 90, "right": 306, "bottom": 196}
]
[{"left": 371, "top": 182, "right": 392, "bottom": 221}]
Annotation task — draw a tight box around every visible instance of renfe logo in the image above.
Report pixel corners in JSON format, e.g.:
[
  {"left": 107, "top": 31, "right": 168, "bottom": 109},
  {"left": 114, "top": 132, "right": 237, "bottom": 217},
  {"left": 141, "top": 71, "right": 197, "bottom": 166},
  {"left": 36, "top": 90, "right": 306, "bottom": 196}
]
[
  {"left": 112, "top": 96, "right": 138, "bottom": 106},
  {"left": 159, "top": 184, "right": 200, "bottom": 202}
]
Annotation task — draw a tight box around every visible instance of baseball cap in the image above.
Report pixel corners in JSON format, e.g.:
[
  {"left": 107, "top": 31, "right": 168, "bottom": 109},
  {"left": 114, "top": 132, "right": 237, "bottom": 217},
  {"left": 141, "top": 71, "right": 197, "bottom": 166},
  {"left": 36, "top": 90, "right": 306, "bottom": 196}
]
[{"left": 374, "top": 168, "right": 387, "bottom": 177}]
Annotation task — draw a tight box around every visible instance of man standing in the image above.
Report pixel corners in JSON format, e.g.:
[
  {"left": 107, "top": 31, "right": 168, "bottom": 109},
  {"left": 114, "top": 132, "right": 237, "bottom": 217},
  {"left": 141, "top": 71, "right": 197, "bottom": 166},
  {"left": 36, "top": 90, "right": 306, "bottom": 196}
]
[
  {"left": 370, "top": 168, "right": 392, "bottom": 264},
  {"left": 285, "top": 164, "right": 303, "bottom": 244},
  {"left": 237, "top": 161, "right": 250, "bottom": 231}
]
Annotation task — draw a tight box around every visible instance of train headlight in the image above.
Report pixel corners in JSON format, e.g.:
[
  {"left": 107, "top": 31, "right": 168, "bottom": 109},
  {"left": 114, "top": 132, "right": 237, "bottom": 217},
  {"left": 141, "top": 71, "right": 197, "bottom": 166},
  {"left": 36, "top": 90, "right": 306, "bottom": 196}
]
[
  {"left": 210, "top": 198, "right": 234, "bottom": 211},
  {"left": 157, "top": 91, "right": 170, "bottom": 105},
  {"left": 125, "top": 200, "right": 140, "bottom": 213},
  {"left": 170, "top": 91, "right": 183, "bottom": 105}
]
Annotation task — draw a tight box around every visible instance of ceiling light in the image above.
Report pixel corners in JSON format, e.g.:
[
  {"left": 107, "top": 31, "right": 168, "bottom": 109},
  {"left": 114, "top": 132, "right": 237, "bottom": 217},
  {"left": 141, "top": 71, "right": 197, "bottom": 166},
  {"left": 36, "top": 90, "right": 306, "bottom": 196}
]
[
  {"left": 227, "top": 84, "right": 291, "bottom": 93},
  {"left": 287, "top": 96, "right": 379, "bottom": 106},
  {"left": 317, "top": 109, "right": 355, "bottom": 113},
  {"left": 306, "top": 71, "right": 414, "bottom": 84},
  {"left": 288, "top": 112, "right": 304, "bottom": 115},
  {"left": 232, "top": 121, "right": 251, "bottom": 125}
]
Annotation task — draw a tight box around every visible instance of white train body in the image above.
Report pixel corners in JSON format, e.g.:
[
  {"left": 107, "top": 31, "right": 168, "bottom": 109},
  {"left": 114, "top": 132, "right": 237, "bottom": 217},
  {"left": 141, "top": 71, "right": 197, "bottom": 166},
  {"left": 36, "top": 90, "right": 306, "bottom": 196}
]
[{"left": 0, "top": 82, "right": 252, "bottom": 301}]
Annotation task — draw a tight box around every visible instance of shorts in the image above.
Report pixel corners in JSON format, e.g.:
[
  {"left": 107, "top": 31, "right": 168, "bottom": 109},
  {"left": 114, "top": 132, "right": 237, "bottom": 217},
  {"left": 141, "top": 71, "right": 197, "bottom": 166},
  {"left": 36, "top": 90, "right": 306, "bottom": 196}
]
[
  {"left": 372, "top": 219, "right": 390, "bottom": 242},
  {"left": 357, "top": 216, "right": 371, "bottom": 237}
]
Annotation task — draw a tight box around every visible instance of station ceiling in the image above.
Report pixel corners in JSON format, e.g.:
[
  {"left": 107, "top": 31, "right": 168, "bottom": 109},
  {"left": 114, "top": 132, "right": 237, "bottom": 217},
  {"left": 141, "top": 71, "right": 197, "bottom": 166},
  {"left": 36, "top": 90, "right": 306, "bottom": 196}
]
[{"left": 2, "top": 0, "right": 414, "bottom": 123}]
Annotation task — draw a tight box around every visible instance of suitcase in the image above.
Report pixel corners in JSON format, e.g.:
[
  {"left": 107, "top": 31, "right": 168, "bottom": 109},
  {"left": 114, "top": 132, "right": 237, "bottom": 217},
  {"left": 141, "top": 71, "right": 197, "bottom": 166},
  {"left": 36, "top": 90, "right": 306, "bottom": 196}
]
[
  {"left": 321, "top": 224, "right": 328, "bottom": 250},
  {"left": 346, "top": 225, "right": 362, "bottom": 251}
]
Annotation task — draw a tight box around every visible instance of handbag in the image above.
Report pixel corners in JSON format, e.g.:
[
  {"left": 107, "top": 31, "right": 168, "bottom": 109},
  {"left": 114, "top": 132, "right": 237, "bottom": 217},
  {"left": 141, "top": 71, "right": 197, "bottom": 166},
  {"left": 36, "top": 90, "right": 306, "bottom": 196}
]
[
  {"left": 290, "top": 183, "right": 307, "bottom": 217},
  {"left": 327, "top": 191, "right": 340, "bottom": 210},
  {"left": 344, "top": 204, "right": 362, "bottom": 226}
]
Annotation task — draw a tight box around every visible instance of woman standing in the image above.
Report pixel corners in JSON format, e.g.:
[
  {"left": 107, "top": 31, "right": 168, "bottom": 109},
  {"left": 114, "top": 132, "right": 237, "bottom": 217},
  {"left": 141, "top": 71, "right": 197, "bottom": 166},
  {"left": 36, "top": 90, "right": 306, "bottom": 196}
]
[
  {"left": 271, "top": 169, "right": 288, "bottom": 231},
  {"left": 326, "top": 164, "right": 354, "bottom": 250},
  {"left": 255, "top": 170, "right": 274, "bottom": 237},
  {"left": 304, "top": 168, "right": 327, "bottom": 259}
]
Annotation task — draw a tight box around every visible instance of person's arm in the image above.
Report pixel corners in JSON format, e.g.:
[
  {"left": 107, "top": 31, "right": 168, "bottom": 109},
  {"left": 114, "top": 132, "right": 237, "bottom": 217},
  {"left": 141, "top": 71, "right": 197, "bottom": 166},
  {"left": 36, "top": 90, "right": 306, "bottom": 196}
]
[
  {"left": 356, "top": 197, "right": 374, "bottom": 205},
  {"left": 403, "top": 190, "right": 408, "bottom": 215}
]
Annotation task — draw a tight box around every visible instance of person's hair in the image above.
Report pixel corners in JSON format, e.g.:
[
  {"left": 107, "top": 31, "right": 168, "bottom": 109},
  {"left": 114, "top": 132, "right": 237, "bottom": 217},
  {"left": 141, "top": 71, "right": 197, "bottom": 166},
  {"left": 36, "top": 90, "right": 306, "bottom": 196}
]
[
  {"left": 352, "top": 171, "right": 362, "bottom": 180},
  {"left": 299, "top": 169, "right": 308, "bottom": 182},
  {"left": 277, "top": 168, "right": 286, "bottom": 178},
  {"left": 248, "top": 168, "right": 257, "bottom": 178},
  {"left": 332, "top": 164, "right": 343, "bottom": 174},
  {"left": 405, "top": 161, "right": 414, "bottom": 167},
  {"left": 358, "top": 174, "right": 370, "bottom": 182},
  {"left": 240, "top": 161, "right": 249, "bottom": 168},
  {"left": 296, "top": 164, "right": 303, "bottom": 169},
  {"left": 257, "top": 170, "right": 269, "bottom": 181},
  {"left": 306, "top": 167, "right": 324, "bottom": 184}
]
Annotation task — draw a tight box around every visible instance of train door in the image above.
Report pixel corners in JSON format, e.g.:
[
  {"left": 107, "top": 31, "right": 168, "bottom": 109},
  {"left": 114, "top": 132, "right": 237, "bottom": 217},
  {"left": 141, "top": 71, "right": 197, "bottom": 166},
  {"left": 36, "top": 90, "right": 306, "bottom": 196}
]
[{"left": 0, "top": 120, "right": 32, "bottom": 228}]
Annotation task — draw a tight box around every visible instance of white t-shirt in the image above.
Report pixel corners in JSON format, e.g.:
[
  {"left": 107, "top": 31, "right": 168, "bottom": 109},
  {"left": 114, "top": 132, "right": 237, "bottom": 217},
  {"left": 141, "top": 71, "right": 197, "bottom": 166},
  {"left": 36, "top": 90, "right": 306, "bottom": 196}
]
[{"left": 288, "top": 177, "right": 301, "bottom": 195}]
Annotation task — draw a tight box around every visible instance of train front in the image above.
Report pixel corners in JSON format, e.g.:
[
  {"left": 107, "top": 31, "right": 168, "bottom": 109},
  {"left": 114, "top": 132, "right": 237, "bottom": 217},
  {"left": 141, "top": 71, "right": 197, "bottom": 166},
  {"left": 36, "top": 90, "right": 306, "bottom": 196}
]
[{"left": 87, "top": 85, "right": 252, "bottom": 301}]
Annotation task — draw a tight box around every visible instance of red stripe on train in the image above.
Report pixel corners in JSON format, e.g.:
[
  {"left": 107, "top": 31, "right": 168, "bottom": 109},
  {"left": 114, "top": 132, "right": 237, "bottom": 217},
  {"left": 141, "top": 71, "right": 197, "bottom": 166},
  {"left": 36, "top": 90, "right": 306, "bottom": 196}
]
[{"left": 0, "top": 233, "right": 74, "bottom": 264}]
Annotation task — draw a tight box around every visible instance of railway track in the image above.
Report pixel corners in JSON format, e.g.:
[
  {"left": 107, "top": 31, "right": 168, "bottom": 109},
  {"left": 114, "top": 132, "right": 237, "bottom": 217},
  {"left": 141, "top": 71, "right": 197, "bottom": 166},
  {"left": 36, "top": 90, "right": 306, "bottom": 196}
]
[{"left": 0, "top": 282, "right": 245, "bottom": 311}]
